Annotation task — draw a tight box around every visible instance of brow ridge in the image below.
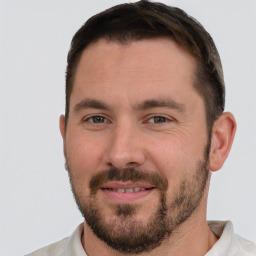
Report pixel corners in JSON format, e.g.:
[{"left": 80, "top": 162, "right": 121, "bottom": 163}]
[
  {"left": 74, "top": 99, "right": 110, "bottom": 112},
  {"left": 134, "top": 98, "right": 185, "bottom": 112},
  {"left": 73, "top": 97, "right": 185, "bottom": 113}
]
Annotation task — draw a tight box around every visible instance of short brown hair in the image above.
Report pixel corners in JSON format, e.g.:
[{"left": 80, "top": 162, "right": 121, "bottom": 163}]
[{"left": 65, "top": 0, "right": 225, "bottom": 133}]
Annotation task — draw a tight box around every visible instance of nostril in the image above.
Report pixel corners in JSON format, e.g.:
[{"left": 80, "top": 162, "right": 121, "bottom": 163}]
[
  {"left": 126, "top": 162, "right": 138, "bottom": 167},
  {"left": 105, "top": 137, "right": 146, "bottom": 169},
  {"left": 106, "top": 161, "right": 139, "bottom": 170}
]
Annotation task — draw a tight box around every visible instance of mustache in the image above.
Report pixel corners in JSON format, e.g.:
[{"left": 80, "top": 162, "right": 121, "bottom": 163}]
[{"left": 89, "top": 168, "right": 168, "bottom": 195}]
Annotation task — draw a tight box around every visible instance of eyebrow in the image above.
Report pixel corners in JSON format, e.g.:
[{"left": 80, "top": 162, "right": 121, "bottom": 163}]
[
  {"left": 74, "top": 99, "right": 110, "bottom": 113},
  {"left": 73, "top": 97, "right": 185, "bottom": 113},
  {"left": 134, "top": 98, "right": 185, "bottom": 112}
]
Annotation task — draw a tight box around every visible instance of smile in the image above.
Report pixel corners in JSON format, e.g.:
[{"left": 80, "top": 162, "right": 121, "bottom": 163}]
[
  {"left": 104, "top": 187, "right": 149, "bottom": 193},
  {"left": 100, "top": 183, "right": 156, "bottom": 203}
]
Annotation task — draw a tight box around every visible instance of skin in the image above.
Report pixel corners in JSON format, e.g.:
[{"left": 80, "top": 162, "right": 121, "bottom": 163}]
[{"left": 60, "top": 38, "right": 236, "bottom": 256}]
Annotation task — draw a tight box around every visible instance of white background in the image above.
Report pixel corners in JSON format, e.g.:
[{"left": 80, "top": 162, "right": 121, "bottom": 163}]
[{"left": 0, "top": 0, "right": 256, "bottom": 255}]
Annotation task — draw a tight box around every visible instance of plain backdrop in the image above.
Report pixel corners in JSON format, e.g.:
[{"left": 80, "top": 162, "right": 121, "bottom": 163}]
[{"left": 1, "top": 0, "right": 256, "bottom": 255}]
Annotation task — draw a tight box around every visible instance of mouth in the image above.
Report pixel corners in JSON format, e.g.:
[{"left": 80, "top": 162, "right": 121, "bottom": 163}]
[
  {"left": 100, "top": 182, "right": 156, "bottom": 203},
  {"left": 103, "top": 187, "right": 152, "bottom": 193}
]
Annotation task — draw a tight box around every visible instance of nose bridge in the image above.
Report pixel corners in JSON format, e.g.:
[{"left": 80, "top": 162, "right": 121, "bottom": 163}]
[{"left": 106, "top": 119, "right": 145, "bottom": 169}]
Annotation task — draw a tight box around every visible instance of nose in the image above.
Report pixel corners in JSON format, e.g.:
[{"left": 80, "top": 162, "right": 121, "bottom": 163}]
[{"left": 105, "top": 122, "right": 146, "bottom": 170}]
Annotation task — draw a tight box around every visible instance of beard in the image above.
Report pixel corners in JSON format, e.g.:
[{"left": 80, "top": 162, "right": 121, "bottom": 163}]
[{"left": 67, "top": 145, "right": 210, "bottom": 254}]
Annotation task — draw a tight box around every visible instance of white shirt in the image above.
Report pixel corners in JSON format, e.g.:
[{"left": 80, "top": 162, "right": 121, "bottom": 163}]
[{"left": 26, "top": 221, "right": 256, "bottom": 256}]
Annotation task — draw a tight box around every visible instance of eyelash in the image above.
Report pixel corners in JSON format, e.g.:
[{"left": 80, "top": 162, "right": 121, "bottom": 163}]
[
  {"left": 83, "top": 114, "right": 173, "bottom": 125},
  {"left": 147, "top": 115, "right": 172, "bottom": 124},
  {"left": 84, "top": 115, "right": 110, "bottom": 124}
]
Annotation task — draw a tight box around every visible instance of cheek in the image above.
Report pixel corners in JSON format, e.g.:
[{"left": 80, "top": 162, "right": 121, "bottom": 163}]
[
  {"left": 147, "top": 135, "right": 205, "bottom": 186},
  {"left": 66, "top": 132, "right": 105, "bottom": 179},
  {"left": 148, "top": 135, "right": 193, "bottom": 166}
]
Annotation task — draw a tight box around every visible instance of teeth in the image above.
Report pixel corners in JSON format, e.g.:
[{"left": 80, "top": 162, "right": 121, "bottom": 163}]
[{"left": 108, "top": 187, "right": 148, "bottom": 193}]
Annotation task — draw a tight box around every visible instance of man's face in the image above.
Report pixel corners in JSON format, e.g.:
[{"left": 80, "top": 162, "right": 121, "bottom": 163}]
[{"left": 61, "top": 38, "right": 211, "bottom": 253}]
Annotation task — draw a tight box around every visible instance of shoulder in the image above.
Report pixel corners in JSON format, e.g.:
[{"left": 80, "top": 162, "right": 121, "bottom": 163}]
[
  {"left": 26, "top": 237, "right": 68, "bottom": 256},
  {"left": 25, "top": 223, "right": 85, "bottom": 256},
  {"left": 236, "top": 235, "right": 256, "bottom": 255},
  {"left": 207, "top": 221, "right": 256, "bottom": 256},
  {"left": 25, "top": 237, "right": 68, "bottom": 256}
]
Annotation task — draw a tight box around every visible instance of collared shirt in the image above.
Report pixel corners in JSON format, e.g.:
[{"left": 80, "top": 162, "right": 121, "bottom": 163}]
[{"left": 26, "top": 221, "right": 256, "bottom": 256}]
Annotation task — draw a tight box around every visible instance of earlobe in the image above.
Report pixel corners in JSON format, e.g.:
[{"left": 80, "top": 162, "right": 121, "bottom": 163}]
[
  {"left": 59, "top": 115, "right": 66, "bottom": 138},
  {"left": 59, "top": 115, "right": 67, "bottom": 158},
  {"left": 209, "top": 112, "right": 236, "bottom": 172}
]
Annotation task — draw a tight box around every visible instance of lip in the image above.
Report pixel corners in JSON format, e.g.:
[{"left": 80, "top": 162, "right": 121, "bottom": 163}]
[
  {"left": 101, "top": 181, "right": 155, "bottom": 203},
  {"left": 102, "top": 181, "right": 154, "bottom": 189}
]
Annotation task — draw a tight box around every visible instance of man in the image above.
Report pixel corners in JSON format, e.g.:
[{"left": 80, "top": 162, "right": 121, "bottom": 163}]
[{"left": 27, "top": 1, "right": 256, "bottom": 255}]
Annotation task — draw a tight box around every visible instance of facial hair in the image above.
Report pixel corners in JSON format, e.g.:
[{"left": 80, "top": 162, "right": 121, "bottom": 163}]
[{"left": 67, "top": 147, "right": 210, "bottom": 254}]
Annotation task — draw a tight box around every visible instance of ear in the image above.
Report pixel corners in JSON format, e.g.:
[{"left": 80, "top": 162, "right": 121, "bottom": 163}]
[
  {"left": 209, "top": 112, "right": 236, "bottom": 172},
  {"left": 59, "top": 115, "right": 67, "bottom": 158}
]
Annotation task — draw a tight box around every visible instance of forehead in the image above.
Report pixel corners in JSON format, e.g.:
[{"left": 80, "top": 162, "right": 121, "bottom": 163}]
[
  {"left": 71, "top": 38, "right": 201, "bottom": 109},
  {"left": 75, "top": 37, "right": 196, "bottom": 80}
]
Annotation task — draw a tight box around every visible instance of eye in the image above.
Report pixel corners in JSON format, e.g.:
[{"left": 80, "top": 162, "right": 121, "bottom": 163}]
[
  {"left": 148, "top": 115, "right": 170, "bottom": 124},
  {"left": 85, "top": 115, "right": 109, "bottom": 124}
]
